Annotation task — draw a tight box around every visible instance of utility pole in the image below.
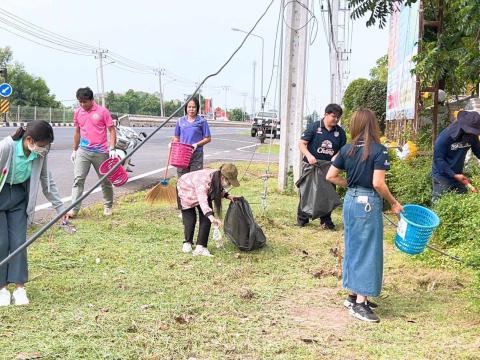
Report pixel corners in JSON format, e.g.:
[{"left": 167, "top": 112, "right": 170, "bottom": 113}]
[
  {"left": 241, "top": 92, "right": 248, "bottom": 121},
  {"left": 328, "top": 0, "right": 339, "bottom": 103},
  {"left": 222, "top": 86, "right": 230, "bottom": 120},
  {"left": 93, "top": 46, "right": 108, "bottom": 107},
  {"left": 278, "top": 0, "right": 309, "bottom": 189},
  {"left": 251, "top": 61, "right": 256, "bottom": 116},
  {"left": 198, "top": 83, "right": 202, "bottom": 115},
  {"left": 155, "top": 68, "right": 165, "bottom": 117},
  {"left": 323, "top": 0, "right": 351, "bottom": 104}
]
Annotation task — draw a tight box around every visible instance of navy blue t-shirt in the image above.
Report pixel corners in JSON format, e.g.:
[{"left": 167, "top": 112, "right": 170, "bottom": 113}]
[
  {"left": 332, "top": 142, "right": 390, "bottom": 189},
  {"left": 301, "top": 119, "right": 347, "bottom": 162},
  {"left": 432, "top": 126, "right": 480, "bottom": 184}
]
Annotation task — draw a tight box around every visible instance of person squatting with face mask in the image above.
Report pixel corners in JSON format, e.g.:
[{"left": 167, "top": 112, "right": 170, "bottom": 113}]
[
  {"left": 176, "top": 163, "right": 240, "bottom": 257},
  {"left": 0, "top": 121, "right": 68, "bottom": 306}
]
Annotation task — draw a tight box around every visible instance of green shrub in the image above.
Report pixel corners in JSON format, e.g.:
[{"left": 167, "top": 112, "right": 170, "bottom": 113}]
[
  {"left": 387, "top": 155, "right": 432, "bottom": 206},
  {"left": 433, "top": 193, "right": 480, "bottom": 267}
]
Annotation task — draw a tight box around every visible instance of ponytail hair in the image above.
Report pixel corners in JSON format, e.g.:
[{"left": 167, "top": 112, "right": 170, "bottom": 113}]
[
  {"left": 11, "top": 126, "right": 26, "bottom": 141},
  {"left": 209, "top": 170, "right": 223, "bottom": 216},
  {"left": 11, "top": 120, "right": 54, "bottom": 143}
]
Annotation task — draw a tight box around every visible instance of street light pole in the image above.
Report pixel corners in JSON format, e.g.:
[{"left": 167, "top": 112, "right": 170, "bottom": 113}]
[
  {"left": 231, "top": 27, "right": 264, "bottom": 111},
  {"left": 252, "top": 61, "right": 256, "bottom": 116}
]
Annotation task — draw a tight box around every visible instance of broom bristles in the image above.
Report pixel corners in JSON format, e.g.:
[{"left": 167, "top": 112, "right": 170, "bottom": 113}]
[{"left": 145, "top": 182, "right": 177, "bottom": 205}]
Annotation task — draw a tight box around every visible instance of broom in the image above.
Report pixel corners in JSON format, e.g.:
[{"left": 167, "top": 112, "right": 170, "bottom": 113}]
[{"left": 145, "top": 144, "right": 177, "bottom": 205}]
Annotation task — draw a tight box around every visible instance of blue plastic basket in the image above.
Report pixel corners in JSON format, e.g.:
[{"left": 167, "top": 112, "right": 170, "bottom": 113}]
[{"left": 394, "top": 204, "right": 440, "bottom": 255}]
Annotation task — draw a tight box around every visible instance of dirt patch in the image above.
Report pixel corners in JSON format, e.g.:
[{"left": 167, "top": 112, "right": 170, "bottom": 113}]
[{"left": 281, "top": 287, "right": 351, "bottom": 340}]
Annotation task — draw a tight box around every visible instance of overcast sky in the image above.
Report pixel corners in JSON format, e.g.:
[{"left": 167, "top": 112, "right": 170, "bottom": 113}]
[{"left": 1, "top": 0, "right": 388, "bottom": 113}]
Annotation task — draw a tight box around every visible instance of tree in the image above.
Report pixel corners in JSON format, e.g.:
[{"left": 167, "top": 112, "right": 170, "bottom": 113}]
[
  {"left": 0, "top": 47, "right": 13, "bottom": 68},
  {"left": 164, "top": 100, "right": 183, "bottom": 117},
  {"left": 369, "top": 55, "right": 388, "bottom": 82},
  {"left": 348, "top": 0, "right": 480, "bottom": 96},
  {"left": 0, "top": 47, "right": 59, "bottom": 107},
  {"left": 229, "top": 108, "right": 249, "bottom": 122},
  {"left": 8, "top": 63, "right": 60, "bottom": 107},
  {"left": 342, "top": 78, "right": 370, "bottom": 112},
  {"left": 305, "top": 110, "right": 319, "bottom": 127},
  {"left": 342, "top": 56, "right": 387, "bottom": 130}
]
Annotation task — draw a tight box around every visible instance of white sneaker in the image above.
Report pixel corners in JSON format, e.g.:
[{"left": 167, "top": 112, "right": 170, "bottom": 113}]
[
  {"left": 12, "top": 287, "right": 29, "bottom": 306},
  {"left": 0, "top": 288, "right": 11, "bottom": 306},
  {"left": 103, "top": 207, "right": 112, "bottom": 216},
  {"left": 182, "top": 242, "right": 193, "bottom": 253},
  {"left": 192, "top": 245, "right": 213, "bottom": 257}
]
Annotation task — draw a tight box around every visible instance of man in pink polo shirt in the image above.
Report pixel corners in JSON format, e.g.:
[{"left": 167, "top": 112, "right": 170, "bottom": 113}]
[{"left": 68, "top": 87, "right": 117, "bottom": 217}]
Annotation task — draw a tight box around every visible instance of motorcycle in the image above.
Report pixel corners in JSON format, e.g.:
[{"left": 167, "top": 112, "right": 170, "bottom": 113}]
[{"left": 113, "top": 115, "right": 147, "bottom": 172}]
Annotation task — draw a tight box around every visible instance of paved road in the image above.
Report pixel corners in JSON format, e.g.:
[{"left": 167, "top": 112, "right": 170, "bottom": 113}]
[{"left": 0, "top": 126, "right": 278, "bottom": 221}]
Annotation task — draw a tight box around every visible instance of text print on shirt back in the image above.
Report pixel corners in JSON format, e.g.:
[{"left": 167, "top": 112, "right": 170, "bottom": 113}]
[{"left": 450, "top": 142, "right": 471, "bottom": 151}]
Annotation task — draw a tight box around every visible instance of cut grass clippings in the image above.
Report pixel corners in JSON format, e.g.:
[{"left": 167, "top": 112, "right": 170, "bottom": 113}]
[{"left": 1, "top": 162, "right": 479, "bottom": 359}]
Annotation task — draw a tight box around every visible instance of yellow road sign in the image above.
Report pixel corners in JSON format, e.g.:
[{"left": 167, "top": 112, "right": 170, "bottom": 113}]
[{"left": 0, "top": 99, "right": 9, "bottom": 113}]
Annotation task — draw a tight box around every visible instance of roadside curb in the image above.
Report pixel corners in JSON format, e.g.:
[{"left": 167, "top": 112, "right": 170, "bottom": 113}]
[{"left": 1, "top": 122, "right": 75, "bottom": 127}]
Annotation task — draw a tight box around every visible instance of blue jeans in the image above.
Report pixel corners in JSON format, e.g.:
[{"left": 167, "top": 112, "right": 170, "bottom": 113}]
[{"left": 343, "top": 187, "right": 383, "bottom": 297}]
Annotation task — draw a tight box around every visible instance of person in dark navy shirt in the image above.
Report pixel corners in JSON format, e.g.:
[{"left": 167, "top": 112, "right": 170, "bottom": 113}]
[
  {"left": 432, "top": 111, "right": 480, "bottom": 202},
  {"left": 326, "top": 109, "right": 402, "bottom": 323},
  {"left": 297, "top": 103, "right": 346, "bottom": 229}
]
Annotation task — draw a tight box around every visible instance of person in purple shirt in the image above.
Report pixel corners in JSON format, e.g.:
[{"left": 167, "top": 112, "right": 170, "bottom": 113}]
[{"left": 173, "top": 97, "right": 211, "bottom": 178}]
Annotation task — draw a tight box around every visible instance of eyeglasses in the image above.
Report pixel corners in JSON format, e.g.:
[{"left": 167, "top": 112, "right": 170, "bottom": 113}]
[{"left": 328, "top": 113, "right": 341, "bottom": 119}]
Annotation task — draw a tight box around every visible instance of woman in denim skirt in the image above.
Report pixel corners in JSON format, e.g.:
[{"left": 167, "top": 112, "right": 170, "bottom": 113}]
[{"left": 326, "top": 109, "right": 403, "bottom": 323}]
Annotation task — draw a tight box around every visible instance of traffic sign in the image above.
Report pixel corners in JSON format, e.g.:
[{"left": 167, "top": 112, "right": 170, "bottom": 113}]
[
  {"left": 0, "top": 83, "right": 13, "bottom": 97},
  {"left": 0, "top": 99, "right": 9, "bottom": 113}
]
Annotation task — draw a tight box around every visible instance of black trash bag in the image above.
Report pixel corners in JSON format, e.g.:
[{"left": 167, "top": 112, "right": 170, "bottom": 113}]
[
  {"left": 224, "top": 197, "right": 266, "bottom": 251},
  {"left": 295, "top": 160, "right": 341, "bottom": 220}
]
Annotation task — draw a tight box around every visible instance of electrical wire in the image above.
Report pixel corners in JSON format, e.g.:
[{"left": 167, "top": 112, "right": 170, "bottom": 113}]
[
  {"left": 0, "top": 0, "right": 277, "bottom": 269},
  {"left": 0, "top": 24, "right": 92, "bottom": 56},
  {"left": 319, "top": 0, "right": 332, "bottom": 52},
  {"left": 0, "top": 8, "right": 96, "bottom": 51},
  {"left": 282, "top": 0, "right": 318, "bottom": 32}
]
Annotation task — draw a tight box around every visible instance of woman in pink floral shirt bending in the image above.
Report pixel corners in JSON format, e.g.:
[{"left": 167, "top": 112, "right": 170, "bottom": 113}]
[{"left": 177, "top": 163, "right": 240, "bottom": 256}]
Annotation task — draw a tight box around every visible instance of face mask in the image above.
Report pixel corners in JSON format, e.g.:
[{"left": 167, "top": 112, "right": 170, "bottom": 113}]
[
  {"left": 221, "top": 178, "right": 231, "bottom": 191},
  {"left": 28, "top": 142, "right": 49, "bottom": 157}
]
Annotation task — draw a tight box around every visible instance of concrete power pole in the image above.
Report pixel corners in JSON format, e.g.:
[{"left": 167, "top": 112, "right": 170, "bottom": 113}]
[
  {"left": 328, "top": 0, "right": 339, "bottom": 103},
  {"left": 278, "top": 0, "right": 309, "bottom": 190},
  {"left": 251, "top": 61, "right": 256, "bottom": 116},
  {"left": 94, "top": 46, "right": 108, "bottom": 107},
  {"left": 155, "top": 68, "right": 165, "bottom": 117},
  {"left": 241, "top": 92, "right": 248, "bottom": 121},
  {"left": 222, "top": 86, "right": 230, "bottom": 120},
  {"left": 325, "top": 0, "right": 351, "bottom": 104}
]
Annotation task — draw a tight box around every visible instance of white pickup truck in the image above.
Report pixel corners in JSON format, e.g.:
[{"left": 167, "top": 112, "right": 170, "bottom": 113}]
[{"left": 250, "top": 111, "right": 280, "bottom": 143}]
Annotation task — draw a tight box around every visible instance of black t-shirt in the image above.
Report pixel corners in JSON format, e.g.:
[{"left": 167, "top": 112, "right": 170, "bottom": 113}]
[
  {"left": 301, "top": 119, "right": 347, "bottom": 162},
  {"left": 332, "top": 142, "right": 390, "bottom": 189}
]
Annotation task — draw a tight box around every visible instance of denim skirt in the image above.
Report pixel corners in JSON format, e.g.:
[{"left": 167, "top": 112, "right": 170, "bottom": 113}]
[{"left": 342, "top": 186, "right": 383, "bottom": 297}]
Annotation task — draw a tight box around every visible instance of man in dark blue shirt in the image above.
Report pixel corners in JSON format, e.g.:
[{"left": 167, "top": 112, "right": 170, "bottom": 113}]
[
  {"left": 432, "top": 111, "right": 480, "bottom": 201},
  {"left": 297, "top": 103, "right": 347, "bottom": 229}
]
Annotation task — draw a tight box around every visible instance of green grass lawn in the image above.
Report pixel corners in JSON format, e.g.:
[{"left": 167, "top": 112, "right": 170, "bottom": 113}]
[
  {"left": 1, "top": 163, "right": 479, "bottom": 359},
  {"left": 256, "top": 143, "right": 280, "bottom": 155}
]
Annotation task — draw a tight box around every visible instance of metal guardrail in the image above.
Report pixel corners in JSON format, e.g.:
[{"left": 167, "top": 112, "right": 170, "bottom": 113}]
[
  {"left": 126, "top": 114, "right": 251, "bottom": 128},
  {"left": 2, "top": 105, "right": 251, "bottom": 128}
]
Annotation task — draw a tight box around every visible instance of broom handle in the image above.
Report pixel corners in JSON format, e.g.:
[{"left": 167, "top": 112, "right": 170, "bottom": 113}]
[{"left": 163, "top": 143, "right": 173, "bottom": 180}]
